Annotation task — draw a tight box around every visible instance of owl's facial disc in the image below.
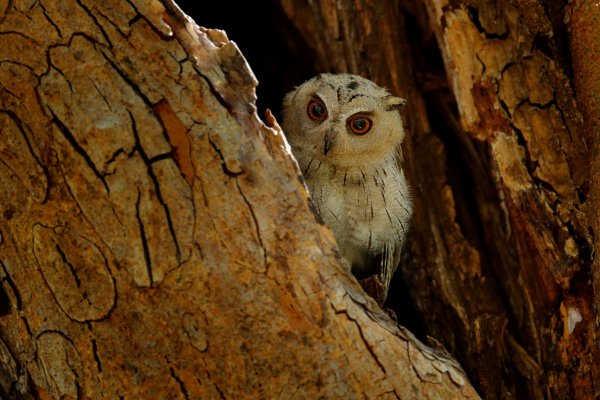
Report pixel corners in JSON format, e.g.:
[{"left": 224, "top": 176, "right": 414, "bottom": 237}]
[{"left": 323, "top": 113, "right": 372, "bottom": 156}]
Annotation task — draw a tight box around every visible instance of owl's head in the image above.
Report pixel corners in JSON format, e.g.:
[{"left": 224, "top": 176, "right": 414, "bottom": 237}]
[{"left": 282, "top": 73, "right": 407, "bottom": 167}]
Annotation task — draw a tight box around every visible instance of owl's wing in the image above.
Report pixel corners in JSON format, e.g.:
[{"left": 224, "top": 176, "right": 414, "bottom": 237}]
[
  {"left": 358, "top": 243, "right": 401, "bottom": 307},
  {"left": 379, "top": 242, "right": 401, "bottom": 301},
  {"left": 359, "top": 148, "right": 409, "bottom": 306}
]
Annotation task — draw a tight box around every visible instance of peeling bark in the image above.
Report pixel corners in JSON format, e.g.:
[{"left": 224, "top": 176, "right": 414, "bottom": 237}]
[{"left": 0, "top": 0, "right": 477, "bottom": 398}]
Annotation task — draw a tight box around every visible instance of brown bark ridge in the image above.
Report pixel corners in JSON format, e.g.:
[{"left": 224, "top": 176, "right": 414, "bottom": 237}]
[
  {"left": 0, "top": 0, "right": 478, "bottom": 398},
  {"left": 568, "top": 0, "right": 600, "bottom": 395},
  {"left": 276, "top": 0, "right": 596, "bottom": 399}
]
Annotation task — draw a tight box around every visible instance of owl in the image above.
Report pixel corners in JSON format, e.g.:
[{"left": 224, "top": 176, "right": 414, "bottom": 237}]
[{"left": 282, "top": 73, "right": 412, "bottom": 304}]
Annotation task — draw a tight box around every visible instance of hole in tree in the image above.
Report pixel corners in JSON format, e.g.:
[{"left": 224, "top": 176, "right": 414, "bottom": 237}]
[
  {"left": 178, "top": 1, "right": 430, "bottom": 342},
  {"left": 176, "top": 1, "right": 317, "bottom": 117}
]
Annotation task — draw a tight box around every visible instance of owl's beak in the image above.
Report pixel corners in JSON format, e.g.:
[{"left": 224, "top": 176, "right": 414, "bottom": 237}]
[{"left": 324, "top": 131, "right": 336, "bottom": 155}]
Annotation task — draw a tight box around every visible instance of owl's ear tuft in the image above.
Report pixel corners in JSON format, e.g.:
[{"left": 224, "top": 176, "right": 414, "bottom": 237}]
[{"left": 384, "top": 96, "right": 407, "bottom": 112}]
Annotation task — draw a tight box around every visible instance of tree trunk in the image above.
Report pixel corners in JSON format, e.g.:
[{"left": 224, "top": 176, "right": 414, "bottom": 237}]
[
  {"left": 275, "top": 0, "right": 598, "bottom": 399},
  {"left": 0, "top": 0, "right": 478, "bottom": 398}
]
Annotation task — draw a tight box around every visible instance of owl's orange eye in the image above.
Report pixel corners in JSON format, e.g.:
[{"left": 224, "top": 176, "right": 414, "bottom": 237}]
[
  {"left": 347, "top": 114, "right": 372, "bottom": 135},
  {"left": 307, "top": 98, "right": 328, "bottom": 121}
]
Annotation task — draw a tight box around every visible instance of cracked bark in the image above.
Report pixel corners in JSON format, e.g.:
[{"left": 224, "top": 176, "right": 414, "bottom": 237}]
[
  {"left": 271, "top": 0, "right": 597, "bottom": 399},
  {"left": 0, "top": 0, "right": 477, "bottom": 399}
]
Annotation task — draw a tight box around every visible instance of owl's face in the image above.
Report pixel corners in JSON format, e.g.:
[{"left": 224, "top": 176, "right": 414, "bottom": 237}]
[{"left": 282, "top": 73, "right": 406, "bottom": 167}]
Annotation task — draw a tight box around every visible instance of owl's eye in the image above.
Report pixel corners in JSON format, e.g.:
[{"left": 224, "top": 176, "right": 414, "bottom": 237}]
[
  {"left": 307, "top": 98, "right": 328, "bottom": 121},
  {"left": 347, "top": 114, "right": 373, "bottom": 135}
]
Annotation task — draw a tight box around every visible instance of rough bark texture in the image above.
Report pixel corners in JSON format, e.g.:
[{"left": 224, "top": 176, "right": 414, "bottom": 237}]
[
  {"left": 0, "top": 0, "right": 479, "bottom": 398},
  {"left": 568, "top": 2, "right": 600, "bottom": 395},
  {"left": 275, "top": 0, "right": 597, "bottom": 399}
]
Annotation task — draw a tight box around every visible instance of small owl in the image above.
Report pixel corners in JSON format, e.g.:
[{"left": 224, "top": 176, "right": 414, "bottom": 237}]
[{"left": 282, "top": 73, "right": 412, "bottom": 304}]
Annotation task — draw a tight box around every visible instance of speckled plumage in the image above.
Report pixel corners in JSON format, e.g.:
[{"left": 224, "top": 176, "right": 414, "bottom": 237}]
[{"left": 282, "top": 73, "right": 412, "bottom": 301}]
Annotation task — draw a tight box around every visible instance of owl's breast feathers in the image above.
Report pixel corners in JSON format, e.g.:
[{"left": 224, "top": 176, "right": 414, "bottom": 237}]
[{"left": 302, "top": 153, "right": 411, "bottom": 276}]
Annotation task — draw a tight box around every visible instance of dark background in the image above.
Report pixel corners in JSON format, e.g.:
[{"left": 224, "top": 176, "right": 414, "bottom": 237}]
[{"left": 176, "top": 1, "right": 317, "bottom": 117}]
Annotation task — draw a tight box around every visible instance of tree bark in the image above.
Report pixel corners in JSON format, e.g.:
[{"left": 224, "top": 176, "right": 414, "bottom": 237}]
[
  {"left": 0, "top": 0, "right": 478, "bottom": 398},
  {"left": 276, "top": 0, "right": 597, "bottom": 399},
  {"left": 568, "top": 0, "right": 600, "bottom": 396}
]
